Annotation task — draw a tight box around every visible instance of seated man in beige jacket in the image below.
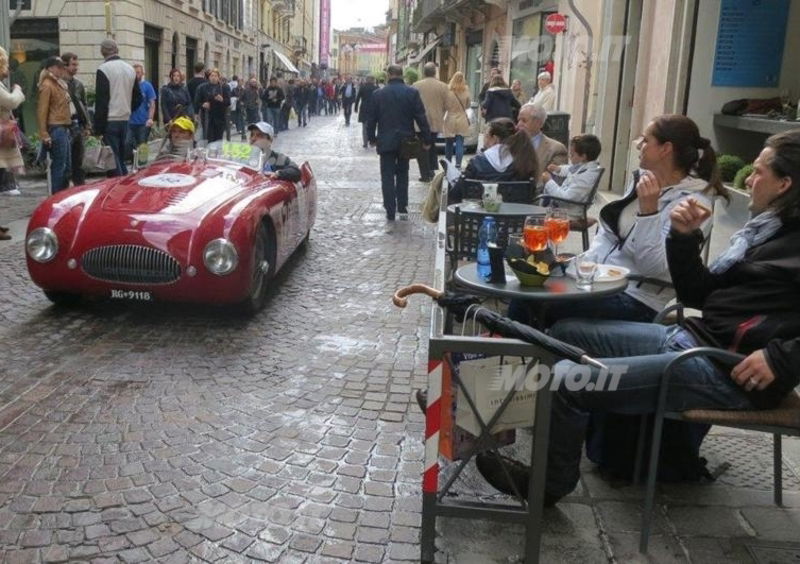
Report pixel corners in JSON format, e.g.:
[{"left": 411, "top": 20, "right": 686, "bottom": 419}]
[{"left": 516, "top": 103, "right": 567, "bottom": 185}]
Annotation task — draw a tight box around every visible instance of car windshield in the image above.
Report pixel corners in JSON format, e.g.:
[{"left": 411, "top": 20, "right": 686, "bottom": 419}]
[{"left": 205, "top": 141, "right": 263, "bottom": 169}]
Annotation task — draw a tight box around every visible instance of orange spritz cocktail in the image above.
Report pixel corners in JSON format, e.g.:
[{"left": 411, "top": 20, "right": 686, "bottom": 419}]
[
  {"left": 545, "top": 216, "right": 570, "bottom": 244},
  {"left": 523, "top": 215, "right": 549, "bottom": 251}
]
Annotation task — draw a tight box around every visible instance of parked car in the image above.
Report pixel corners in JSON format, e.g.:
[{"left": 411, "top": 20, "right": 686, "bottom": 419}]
[
  {"left": 435, "top": 102, "right": 481, "bottom": 155},
  {"left": 25, "top": 141, "right": 316, "bottom": 314}
]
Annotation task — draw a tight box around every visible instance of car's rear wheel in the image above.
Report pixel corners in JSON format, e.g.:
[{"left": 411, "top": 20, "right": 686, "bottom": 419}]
[
  {"left": 239, "top": 222, "right": 275, "bottom": 315},
  {"left": 44, "top": 291, "right": 81, "bottom": 307}
]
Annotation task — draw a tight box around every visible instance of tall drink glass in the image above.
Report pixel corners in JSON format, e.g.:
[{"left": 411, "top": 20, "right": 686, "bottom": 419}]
[{"left": 523, "top": 215, "right": 549, "bottom": 252}]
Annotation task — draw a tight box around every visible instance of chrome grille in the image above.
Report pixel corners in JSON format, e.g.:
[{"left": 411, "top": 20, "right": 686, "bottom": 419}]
[{"left": 81, "top": 245, "right": 181, "bottom": 285}]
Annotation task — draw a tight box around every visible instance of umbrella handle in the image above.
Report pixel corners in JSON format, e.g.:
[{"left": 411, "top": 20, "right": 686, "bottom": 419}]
[{"left": 392, "top": 284, "right": 443, "bottom": 308}]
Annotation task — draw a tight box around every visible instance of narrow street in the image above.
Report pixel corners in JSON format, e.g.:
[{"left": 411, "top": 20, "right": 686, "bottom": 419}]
[
  {"left": 1, "top": 116, "right": 800, "bottom": 563},
  {"left": 0, "top": 116, "right": 436, "bottom": 563}
]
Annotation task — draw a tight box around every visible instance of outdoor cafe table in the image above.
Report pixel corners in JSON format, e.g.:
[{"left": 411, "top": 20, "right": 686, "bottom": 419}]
[
  {"left": 454, "top": 262, "right": 629, "bottom": 302},
  {"left": 446, "top": 201, "right": 547, "bottom": 218},
  {"left": 446, "top": 202, "right": 548, "bottom": 265}
]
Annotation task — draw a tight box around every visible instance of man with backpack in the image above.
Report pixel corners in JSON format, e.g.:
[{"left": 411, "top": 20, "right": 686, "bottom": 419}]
[{"left": 476, "top": 130, "right": 800, "bottom": 504}]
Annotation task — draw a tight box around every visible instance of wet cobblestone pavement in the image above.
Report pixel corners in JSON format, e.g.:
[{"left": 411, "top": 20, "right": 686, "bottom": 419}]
[{"left": 1, "top": 115, "right": 799, "bottom": 563}]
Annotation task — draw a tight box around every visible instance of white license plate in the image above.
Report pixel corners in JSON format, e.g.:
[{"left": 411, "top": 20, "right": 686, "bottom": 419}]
[{"left": 110, "top": 289, "right": 152, "bottom": 301}]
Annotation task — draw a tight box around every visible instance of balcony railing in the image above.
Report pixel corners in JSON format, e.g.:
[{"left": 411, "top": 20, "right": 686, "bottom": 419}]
[
  {"left": 272, "top": 0, "right": 296, "bottom": 16},
  {"left": 412, "top": 0, "right": 444, "bottom": 29}
]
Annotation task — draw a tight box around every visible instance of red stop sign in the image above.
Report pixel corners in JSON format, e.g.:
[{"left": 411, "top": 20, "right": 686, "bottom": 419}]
[{"left": 545, "top": 13, "right": 567, "bottom": 34}]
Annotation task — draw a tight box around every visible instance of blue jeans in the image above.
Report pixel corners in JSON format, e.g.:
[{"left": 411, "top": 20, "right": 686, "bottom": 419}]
[
  {"left": 48, "top": 125, "right": 72, "bottom": 193},
  {"left": 379, "top": 151, "right": 410, "bottom": 220},
  {"left": 104, "top": 121, "right": 128, "bottom": 176},
  {"left": 127, "top": 124, "right": 150, "bottom": 159},
  {"left": 445, "top": 135, "right": 464, "bottom": 168},
  {"left": 261, "top": 105, "right": 270, "bottom": 123},
  {"left": 265, "top": 107, "right": 281, "bottom": 130},
  {"left": 295, "top": 103, "right": 308, "bottom": 126},
  {"left": 544, "top": 319, "right": 754, "bottom": 499},
  {"left": 508, "top": 290, "right": 658, "bottom": 328}
]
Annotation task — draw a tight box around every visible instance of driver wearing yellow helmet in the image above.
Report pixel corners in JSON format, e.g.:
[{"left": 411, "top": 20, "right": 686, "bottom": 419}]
[{"left": 157, "top": 116, "right": 196, "bottom": 159}]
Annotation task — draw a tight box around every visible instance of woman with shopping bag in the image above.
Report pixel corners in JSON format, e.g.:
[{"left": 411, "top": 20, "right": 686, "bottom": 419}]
[{"left": 0, "top": 46, "right": 26, "bottom": 239}]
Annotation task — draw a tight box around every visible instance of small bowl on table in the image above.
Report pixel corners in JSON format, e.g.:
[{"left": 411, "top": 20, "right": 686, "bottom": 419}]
[{"left": 504, "top": 234, "right": 551, "bottom": 286}]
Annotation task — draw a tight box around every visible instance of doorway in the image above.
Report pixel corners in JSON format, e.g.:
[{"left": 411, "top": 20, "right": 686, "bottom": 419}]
[
  {"left": 465, "top": 30, "right": 483, "bottom": 103},
  {"left": 144, "top": 24, "right": 162, "bottom": 121},
  {"left": 510, "top": 11, "right": 556, "bottom": 99},
  {"left": 185, "top": 37, "right": 197, "bottom": 78}
]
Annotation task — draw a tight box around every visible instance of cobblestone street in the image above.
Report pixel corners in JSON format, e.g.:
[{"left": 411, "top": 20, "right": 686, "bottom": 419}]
[{"left": 1, "top": 116, "right": 799, "bottom": 563}]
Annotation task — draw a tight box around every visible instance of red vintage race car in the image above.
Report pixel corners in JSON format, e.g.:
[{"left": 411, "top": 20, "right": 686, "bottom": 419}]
[{"left": 25, "top": 141, "right": 316, "bottom": 313}]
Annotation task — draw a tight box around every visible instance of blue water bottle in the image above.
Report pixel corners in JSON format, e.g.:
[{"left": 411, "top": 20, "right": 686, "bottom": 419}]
[{"left": 476, "top": 217, "right": 497, "bottom": 280}]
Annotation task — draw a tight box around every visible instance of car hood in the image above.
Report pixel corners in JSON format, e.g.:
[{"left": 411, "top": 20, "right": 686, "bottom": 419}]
[{"left": 101, "top": 164, "right": 249, "bottom": 215}]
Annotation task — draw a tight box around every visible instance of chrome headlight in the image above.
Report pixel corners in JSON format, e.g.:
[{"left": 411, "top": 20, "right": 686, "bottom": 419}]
[
  {"left": 203, "top": 238, "right": 239, "bottom": 275},
  {"left": 26, "top": 227, "right": 59, "bottom": 263}
]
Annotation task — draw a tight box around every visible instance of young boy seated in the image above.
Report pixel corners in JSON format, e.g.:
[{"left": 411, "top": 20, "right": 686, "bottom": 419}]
[
  {"left": 540, "top": 134, "right": 602, "bottom": 215},
  {"left": 246, "top": 121, "right": 301, "bottom": 182},
  {"left": 157, "top": 116, "right": 196, "bottom": 160}
]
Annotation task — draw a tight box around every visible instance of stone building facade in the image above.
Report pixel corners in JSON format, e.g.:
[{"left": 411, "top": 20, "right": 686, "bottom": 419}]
[{"left": 10, "top": 0, "right": 260, "bottom": 132}]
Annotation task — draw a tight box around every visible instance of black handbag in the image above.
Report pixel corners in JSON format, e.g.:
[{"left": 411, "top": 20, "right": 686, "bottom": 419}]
[{"left": 399, "top": 136, "right": 422, "bottom": 160}]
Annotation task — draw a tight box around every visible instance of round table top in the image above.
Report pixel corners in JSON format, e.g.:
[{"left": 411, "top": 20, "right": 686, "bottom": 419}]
[
  {"left": 454, "top": 262, "right": 629, "bottom": 301},
  {"left": 446, "top": 201, "right": 547, "bottom": 217}
]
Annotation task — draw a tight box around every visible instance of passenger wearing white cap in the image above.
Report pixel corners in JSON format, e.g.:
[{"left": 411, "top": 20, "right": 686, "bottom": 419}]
[{"left": 247, "top": 121, "right": 301, "bottom": 181}]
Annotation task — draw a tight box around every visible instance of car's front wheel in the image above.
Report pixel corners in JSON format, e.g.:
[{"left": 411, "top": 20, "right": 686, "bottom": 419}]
[
  {"left": 44, "top": 291, "right": 81, "bottom": 307},
  {"left": 239, "top": 222, "right": 274, "bottom": 315}
]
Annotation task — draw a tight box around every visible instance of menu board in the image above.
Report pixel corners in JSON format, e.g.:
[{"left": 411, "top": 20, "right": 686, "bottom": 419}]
[{"left": 712, "top": 0, "right": 790, "bottom": 87}]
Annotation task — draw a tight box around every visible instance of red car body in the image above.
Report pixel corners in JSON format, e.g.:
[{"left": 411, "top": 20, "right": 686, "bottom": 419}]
[{"left": 26, "top": 154, "right": 316, "bottom": 309}]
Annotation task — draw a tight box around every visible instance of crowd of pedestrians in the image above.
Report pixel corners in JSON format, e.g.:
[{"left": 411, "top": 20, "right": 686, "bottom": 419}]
[{"left": 0, "top": 34, "right": 385, "bottom": 205}]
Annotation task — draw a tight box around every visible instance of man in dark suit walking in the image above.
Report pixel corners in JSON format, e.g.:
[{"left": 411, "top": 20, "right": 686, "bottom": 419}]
[
  {"left": 355, "top": 75, "right": 379, "bottom": 148},
  {"left": 367, "top": 65, "right": 432, "bottom": 233},
  {"left": 339, "top": 76, "right": 357, "bottom": 126}
]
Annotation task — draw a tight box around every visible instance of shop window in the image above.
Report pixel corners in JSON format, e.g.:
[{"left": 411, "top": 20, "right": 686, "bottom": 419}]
[
  {"left": 510, "top": 11, "right": 556, "bottom": 95},
  {"left": 10, "top": 18, "right": 59, "bottom": 136}
]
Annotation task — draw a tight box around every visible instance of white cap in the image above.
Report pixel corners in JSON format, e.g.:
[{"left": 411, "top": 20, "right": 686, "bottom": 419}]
[{"left": 247, "top": 121, "right": 274, "bottom": 138}]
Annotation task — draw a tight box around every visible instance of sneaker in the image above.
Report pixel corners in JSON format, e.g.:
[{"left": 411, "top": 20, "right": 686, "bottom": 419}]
[
  {"left": 398, "top": 213, "right": 409, "bottom": 221},
  {"left": 0, "top": 189, "right": 21, "bottom": 196},
  {"left": 384, "top": 220, "right": 395, "bottom": 234}
]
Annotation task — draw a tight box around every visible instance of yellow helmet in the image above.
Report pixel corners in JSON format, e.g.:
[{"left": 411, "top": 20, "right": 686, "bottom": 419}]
[{"left": 171, "top": 116, "right": 195, "bottom": 133}]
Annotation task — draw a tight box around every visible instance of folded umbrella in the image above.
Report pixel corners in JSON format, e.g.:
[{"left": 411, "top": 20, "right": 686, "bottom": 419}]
[{"left": 393, "top": 284, "right": 606, "bottom": 369}]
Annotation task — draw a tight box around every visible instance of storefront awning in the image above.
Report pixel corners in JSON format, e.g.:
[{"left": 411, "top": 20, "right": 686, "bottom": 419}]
[
  {"left": 274, "top": 51, "right": 300, "bottom": 74},
  {"left": 408, "top": 37, "right": 442, "bottom": 65}
]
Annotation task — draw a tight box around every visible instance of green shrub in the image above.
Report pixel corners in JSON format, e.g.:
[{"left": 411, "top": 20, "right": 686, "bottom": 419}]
[
  {"left": 717, "top": 154, "right": 746, "bottom": 183},
  {"left": 404, "top": 67, "right": 418, "bottom": 85},
  {"left": 733, "top": 164, "right": 754, "bottom": 191}
]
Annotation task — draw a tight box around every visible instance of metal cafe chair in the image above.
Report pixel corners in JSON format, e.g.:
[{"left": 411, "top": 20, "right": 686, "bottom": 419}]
[
  {"left": 635, "top": 303, "right": 800, "bottom": 553},
  {"left": 532, "top": 167, "right": 605, "bottom": 251}
]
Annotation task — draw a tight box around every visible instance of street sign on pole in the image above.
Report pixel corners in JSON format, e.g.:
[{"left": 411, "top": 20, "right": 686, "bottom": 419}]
[{"left": 544, "top": 14, "right": 567, "bottom": 35}]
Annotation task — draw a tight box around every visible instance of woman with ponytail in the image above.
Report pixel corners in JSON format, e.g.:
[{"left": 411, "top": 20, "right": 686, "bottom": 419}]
[
  {"left": 448, "top": 117, "right": 539, "bottom": 203},
  {"left": 511, "top": 114, "right": 726, "bottom": 326}
]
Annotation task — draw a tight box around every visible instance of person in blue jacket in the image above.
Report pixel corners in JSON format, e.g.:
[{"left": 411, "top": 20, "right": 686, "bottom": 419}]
[{"left": 367, "top": 65, "right": 432, "bottom": 232}]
